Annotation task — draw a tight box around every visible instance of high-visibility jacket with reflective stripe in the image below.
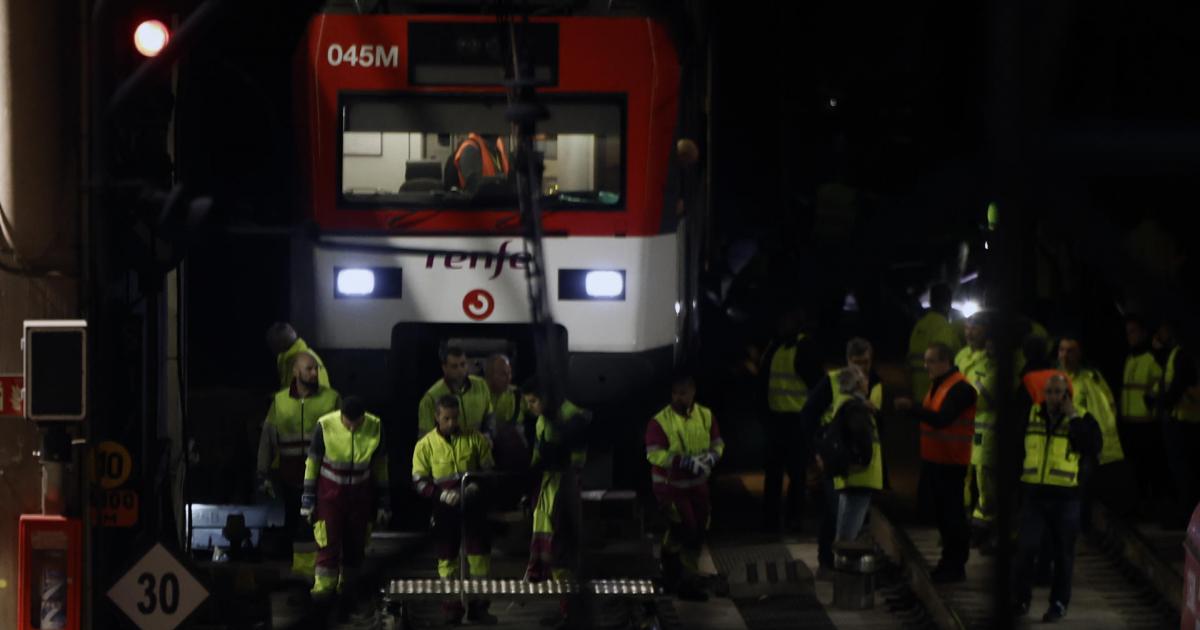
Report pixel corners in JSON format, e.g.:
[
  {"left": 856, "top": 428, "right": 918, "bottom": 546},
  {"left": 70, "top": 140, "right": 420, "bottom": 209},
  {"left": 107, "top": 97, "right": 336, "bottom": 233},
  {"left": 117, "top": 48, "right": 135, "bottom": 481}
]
[
  {"left": 1120, "top": 351, "right": 1161, "bottom": 423},
  {"left": 920, "top": 372, "right": 975, "bottom": 465},
  {"left": 258, "top": 385, "right": 341, "bottom": 479},
  {"left": 908, "top": 312, "right": 962, "bottom": 401},
  {"left": 963, "top": 356, "right": 997, "bottom": 466},
  {"left": 954, "top": 347, "right": 988, "bottom": 384},
  {"left": 833, "top": 397, "right": 883, "bottom": 491},
  {"left": 532, "top": 401, "right": 587, "bottom": 469},
  {"left": 418, "top": 375, "right": 493, "bottom": 437},
  {"left": 277, "top": 338, "right": 330, "bottom": 389},
  {"left": 1164, "top": 347, "right": 1200, "bottom": 422},
  {"left": 646, "top": 404, "right": 723, "bottom": 490},
  {"left": 1021, "top": 405, "right": 1082, "bottom": 488},
  {"left": 411, "top": 428, "right": 494, "bottom": 498},
  {"left": 303, "top": 411, "right": 389, "bottom": 504},
  {"left": 768, "top": 335, "right": 809, "bottom": 412},
  {"left": 821, "top": 368, "right": 883, "bottom": 426},
  {"left": 490, "top": 385, "right": 525, "bottom": 428},
  {"left": 454, "top": 133, "right": 510, "bottom": 188},
  {"left": 1064, "top": 367, "right": 1124, "bottom": 464}
]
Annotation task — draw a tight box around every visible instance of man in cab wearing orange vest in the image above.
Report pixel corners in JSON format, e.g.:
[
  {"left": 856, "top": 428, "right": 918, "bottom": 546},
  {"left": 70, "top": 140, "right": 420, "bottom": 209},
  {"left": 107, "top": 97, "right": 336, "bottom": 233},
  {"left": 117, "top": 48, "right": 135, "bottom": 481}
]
[
  {"left": 896, "top": 342, "right": 977, "bottom": 583},
  {"left": 449, "top": 132, "right": 510, "bottom": 193},
  {"left": 1011, "top": 374, "right": 1101, "bottom": 623}
]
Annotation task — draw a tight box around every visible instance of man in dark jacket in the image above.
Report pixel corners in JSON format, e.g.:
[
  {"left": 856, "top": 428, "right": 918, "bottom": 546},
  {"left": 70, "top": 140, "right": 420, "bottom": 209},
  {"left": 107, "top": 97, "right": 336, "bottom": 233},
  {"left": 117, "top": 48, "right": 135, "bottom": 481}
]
[
  {"left": 760, "top": 305, "right": 824, "bottom": 532},
  {"left": 799, "top": 337, "right": 884, "bottom": 575},
  {"left": 1012, "top": 374, "right": 1102, "bottom": 623}
]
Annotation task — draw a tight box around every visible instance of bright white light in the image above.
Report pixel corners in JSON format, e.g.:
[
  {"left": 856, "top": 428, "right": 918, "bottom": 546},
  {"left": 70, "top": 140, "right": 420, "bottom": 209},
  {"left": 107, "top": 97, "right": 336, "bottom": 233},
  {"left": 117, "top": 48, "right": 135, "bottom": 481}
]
[
  {"left": 585, "top": 271, "right": 623, "bottom": 298},
  {"left": 957, "top": 299, "right": 982, "bottom": 318},
  {"left": 674, "top": 301, "right": 682, "bottom": 315},
  {"left": 828, "top": 97, "right": 838, "bottom": 108},
  {"left": 134, "top": 20, "right": 170, "bottom": 57},
  {"left": 984, "top": 241, "right": 989, "bottom": 250},
  {"left": 337, "top": 268, "right": 375, "bottom": 296}
]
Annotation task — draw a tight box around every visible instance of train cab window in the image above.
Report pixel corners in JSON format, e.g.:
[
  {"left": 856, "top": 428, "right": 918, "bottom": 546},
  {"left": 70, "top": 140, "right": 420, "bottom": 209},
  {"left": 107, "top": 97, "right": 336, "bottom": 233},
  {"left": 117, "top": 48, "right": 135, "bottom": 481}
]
[{"left": 339, "top": 94, "right": 624, "bottom": 209}]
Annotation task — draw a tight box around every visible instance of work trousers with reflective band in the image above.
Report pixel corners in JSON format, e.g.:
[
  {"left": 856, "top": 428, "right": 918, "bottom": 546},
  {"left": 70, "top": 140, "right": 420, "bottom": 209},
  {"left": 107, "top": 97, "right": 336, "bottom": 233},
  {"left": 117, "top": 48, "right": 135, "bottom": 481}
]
[
  {"left": 433, "top": 503, "right": 491, "bottom": 579},
  {"left": 527, "top": 470, "right": 578, "bottom": 582},
  {"left": 1013, "top": 488, "right": 1080, "bottom": 608},
  {"left": 965, "top": 463, "right": 997, "bottom": 527},
  {"left": 654, "top": 483, "right": 711, "bottom": 577},
  {"left": 312, "top": 478, "right": 373, "bottom": 595},
  {"left": 278, "top": 478, "right": 317, "bottom": 577}
]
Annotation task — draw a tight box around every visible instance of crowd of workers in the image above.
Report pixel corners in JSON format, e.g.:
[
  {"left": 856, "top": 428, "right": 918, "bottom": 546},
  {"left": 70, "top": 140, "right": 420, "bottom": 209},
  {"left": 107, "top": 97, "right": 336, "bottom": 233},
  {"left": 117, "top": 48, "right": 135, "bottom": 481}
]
[
  {"left": 254, "top": 322, "right": 719, "bottom": 625},
  {"left": 759, "top": 283, "right": 1200, "bottom": 623},
  {"left": 248, "top": 278, "right": 1199, "bottom": 625}
]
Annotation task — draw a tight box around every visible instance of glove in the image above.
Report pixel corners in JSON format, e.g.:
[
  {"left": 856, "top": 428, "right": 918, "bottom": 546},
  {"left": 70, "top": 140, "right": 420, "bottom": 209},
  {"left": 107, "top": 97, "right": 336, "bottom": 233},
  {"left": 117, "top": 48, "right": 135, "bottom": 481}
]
[
  {"left": 691, "top": 456, "right": 712, "bottom": 477},
  {"left": 256, "top": 477, "right": 276, "bottom": 501},
  {"left": 375, "top": 508, "right": 392, "bottom": 528},
  {"left": 698, "top": 452, "right": 717, "bottom": 471},
  {"left": 463, "top": 483, "right": 481, "bottom": 499},
  {"left": 440, "top": 489, "right": 461, "bottom": 507},
  {"left": 300, "top": 493, "right": 315, "bottom": 522}
]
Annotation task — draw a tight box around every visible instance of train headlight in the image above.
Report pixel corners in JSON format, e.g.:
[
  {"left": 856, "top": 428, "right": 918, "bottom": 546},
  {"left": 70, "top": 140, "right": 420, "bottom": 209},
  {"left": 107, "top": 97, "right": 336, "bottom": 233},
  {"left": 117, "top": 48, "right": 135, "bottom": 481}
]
[
  {"left": 558, "top": 269, "right": 626, "bottom": 301},
  {"left": 336, "top": 268, "right": 375, "bottom": 296},
  {"left": 585, "top": 271, "right": 624, "bottom": 298},
  {"left": 334, "top": 267, "right": 404, "bottom": 299}
]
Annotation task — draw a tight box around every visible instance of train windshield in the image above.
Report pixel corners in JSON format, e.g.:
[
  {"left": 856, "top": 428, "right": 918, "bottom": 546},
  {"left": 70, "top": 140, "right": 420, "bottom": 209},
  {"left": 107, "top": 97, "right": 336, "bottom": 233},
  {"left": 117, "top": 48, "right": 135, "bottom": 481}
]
[{"left": 339, "top": 94, "right": 624, "bottom": 209}]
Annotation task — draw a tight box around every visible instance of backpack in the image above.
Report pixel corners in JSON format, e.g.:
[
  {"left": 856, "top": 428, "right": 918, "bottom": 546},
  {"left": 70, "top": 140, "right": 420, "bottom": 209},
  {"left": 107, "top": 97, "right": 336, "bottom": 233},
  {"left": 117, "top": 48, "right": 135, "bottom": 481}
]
[{"left": 815, "top": 401, "right": 873, "bottom": 477}]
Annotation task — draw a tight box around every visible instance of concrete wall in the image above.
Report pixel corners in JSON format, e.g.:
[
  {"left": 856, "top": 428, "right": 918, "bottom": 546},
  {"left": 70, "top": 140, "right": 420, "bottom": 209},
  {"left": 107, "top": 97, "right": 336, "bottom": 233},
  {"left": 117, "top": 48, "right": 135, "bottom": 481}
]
[{"left": 0, "top": 0, "right": 82, "bottom": 624}]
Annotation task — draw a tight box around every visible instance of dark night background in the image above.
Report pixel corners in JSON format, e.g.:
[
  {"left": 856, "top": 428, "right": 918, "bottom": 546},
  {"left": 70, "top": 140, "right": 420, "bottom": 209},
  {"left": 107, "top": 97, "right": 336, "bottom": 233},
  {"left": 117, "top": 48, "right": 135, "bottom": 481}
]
[{"left": 161, "top": 0, "right": 1200, "bottom": 483}]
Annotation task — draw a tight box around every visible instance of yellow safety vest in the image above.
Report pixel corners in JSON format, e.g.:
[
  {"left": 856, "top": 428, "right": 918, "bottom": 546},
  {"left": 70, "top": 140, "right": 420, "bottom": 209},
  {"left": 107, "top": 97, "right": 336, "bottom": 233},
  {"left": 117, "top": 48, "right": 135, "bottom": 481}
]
[
  {"left": 1065, "top": 367, "right": 1124, "bottom": 464},
  {"left": 832, "top": 397, "right": 883, "bottom": 491},
  {"left": 1120, "top": 352, "right": 1161, "bottom": 423},
  {"left": 411, "top": 428, "right": 494, "bottom": 495},
  {"left": 646, "top": 404, "right": 723, "bottom": 489},
  {"left": 266, "top": 386, "right": 341, "bottom": 465},
  {"left": 822, "top": 368, "right": 883, "bottom": 426},
  {"left": 303, "top": 411, "right": 388, "bottom": 489},
  {"left": 1020, "top": 405, "right": 1082, "bottom": 488},
  {"left": 1164, "top": 347, "right": 1200, "bottom": 423},
  {"left": 490, "top": 385, "right": 526, "bottom": 428},
  {"left": 418, "top": 375, "right": 493, "bottom": 436},
  {"left": 532, "top": 401, "right": 588, "bottom": 469},
  {"left": 768, "top": 335, "right": 809, "bottom": 412}
]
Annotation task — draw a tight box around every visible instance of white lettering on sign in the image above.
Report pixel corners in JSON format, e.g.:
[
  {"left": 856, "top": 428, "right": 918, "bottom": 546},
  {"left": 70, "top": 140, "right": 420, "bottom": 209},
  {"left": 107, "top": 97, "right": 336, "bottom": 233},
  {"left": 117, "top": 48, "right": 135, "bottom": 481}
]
[{"left": 326, "top": 44, "right": 399, "bottom": 68}]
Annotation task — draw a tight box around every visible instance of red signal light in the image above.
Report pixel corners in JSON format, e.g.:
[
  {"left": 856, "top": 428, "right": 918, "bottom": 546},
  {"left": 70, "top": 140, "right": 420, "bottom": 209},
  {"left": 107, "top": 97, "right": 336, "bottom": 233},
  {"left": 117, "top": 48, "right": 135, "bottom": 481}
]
[{"left": 133, "top": 20, "right": 169, "bottom": 57}]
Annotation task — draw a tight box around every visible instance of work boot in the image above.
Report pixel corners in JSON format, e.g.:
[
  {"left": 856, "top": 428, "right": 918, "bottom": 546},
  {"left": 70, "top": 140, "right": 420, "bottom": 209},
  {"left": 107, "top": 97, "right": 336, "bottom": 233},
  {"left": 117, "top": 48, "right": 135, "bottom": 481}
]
[
  {"left": 467, "top": 600, "right": 498, "bottom": 625},
  {"left": 441, "top": 600, "right": 465, "bottom": 626},
  {"left": 1042, "top": 600, "right": 1067, "bottom": 622}
]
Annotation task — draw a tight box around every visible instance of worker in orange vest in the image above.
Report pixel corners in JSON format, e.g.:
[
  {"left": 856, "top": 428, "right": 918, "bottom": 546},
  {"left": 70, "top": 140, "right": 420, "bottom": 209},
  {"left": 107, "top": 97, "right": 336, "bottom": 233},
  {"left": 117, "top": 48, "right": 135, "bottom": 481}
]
[
  {"left": 897, "top": 342, "right": 977, "bottom": 583},
  {"left": 451, "top": 132, "right": 510, "bottom": 192}
]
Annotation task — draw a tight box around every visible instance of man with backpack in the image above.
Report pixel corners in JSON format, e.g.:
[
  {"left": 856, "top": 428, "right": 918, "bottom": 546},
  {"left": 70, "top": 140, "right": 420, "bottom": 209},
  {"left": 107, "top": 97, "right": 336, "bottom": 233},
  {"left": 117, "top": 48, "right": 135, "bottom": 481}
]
[
  {"left": 800, "top": 338, "right": 884, "bottom": 577},
  {"left": 823, "top": 366, "right": 883, "bottom": 542}
]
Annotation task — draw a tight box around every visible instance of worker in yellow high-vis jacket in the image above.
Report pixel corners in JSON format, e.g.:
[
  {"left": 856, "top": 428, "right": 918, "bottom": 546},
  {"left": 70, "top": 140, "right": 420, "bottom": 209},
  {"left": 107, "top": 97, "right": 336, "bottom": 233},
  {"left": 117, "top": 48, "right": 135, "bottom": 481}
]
[
  {"left": 412, "top": 395, "right": 497, "bottom": 625},
  {"left": 646, "top": 372, "right": 723, "bottom": 601},
  {"left": 257, "top": 352, "right": 340, "bottom": 579},
  {"left": 301, "top": 397, "right": 389, "bottom": 601}
]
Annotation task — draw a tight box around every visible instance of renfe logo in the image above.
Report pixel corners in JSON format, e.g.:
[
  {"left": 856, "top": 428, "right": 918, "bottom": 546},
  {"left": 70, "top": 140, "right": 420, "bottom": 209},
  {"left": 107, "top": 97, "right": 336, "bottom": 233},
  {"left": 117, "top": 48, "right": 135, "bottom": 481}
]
[{"left": 425, "top": 240, "right": 530, "bottom": 280}]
